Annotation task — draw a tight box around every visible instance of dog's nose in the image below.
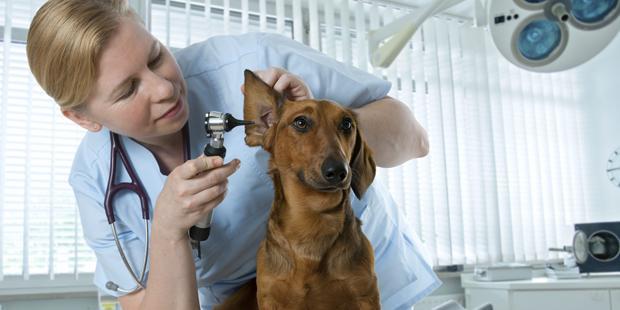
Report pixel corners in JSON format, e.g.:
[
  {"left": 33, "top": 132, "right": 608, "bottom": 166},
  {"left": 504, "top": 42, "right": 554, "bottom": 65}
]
[{"left": 321, "top": 157, "right": 348, "bottom": 184}]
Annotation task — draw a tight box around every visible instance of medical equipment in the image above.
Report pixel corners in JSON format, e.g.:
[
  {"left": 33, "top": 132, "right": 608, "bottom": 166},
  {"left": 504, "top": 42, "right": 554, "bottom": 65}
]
[
  {"left": 104, "top": 125, "right": 190, "bottom": 293},
  {"left": 473, "top": 263, "right": 533, "bottom": 281},
  {"left": 189, "top": 111, "right": 253, "bottom": 258},
  {"left": 550, "top": 222, "right": 620, "bottom": 273},
  {"left": 545, "top": 248, "right": 581, "bottom": 279},
  {"left": 489, "top": 0, "right": 620, "bottom": 72},
  {"left": 573, "top": 222, "right": 620, "bottom": 272},
  {"left": 104, "top": 132, "right": 152, "bottom": 294},
  {"left": 368, "top": 0, "right": 465, "bottom": 68},
  {"left": 368, "top": 0, "right": 620, "bottom": 72},
  {"left": 102, "top": 111, "right": 251, "bottom": 292}
]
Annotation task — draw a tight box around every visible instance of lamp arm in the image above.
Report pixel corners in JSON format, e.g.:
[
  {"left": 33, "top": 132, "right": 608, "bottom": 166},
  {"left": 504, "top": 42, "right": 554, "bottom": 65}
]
[{"left": 368, "top": 0, "right": 467, "bottom": 68}]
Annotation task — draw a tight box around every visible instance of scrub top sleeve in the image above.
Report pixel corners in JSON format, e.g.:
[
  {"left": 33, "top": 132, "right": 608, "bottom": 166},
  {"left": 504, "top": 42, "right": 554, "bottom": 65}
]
[
  {"left": 256, "top": 33, "right": 391, "bottom": 109},
  {"left": 69, "top": 171, "right": 149, "bottom": 297}
]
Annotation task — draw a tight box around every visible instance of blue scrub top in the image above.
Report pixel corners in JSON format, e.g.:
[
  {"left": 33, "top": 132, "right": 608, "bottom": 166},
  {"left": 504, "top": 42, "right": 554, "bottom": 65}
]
[{"left": 69, "top": 32, "right": 441, "bottom": 310}]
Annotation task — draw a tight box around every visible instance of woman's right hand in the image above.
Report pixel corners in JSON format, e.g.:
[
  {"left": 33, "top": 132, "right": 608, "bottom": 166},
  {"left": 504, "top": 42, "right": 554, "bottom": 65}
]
[{"left": 154, "top": 155, "right": 240, "bottom": 241}]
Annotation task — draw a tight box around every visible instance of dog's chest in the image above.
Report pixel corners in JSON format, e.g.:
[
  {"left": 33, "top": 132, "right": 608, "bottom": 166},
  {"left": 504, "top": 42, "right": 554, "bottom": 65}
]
[
  {"left": 257, "top": 254, "right": 378, "bottom": 308},
  {"left": 256, "top": 208, "right": 379, "bottom": 308},
  {"left": 260, "top": 274, "right": 359, "bottom": 308}
]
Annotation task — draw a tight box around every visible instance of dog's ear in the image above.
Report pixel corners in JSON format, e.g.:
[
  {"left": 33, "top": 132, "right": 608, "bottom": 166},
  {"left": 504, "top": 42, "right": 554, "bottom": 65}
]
[
  {"left": 243, "top": 69, "right": 283, "bottom": 148},
  {"left": 350, "top": 124, "right": 376, "bottom": 199}
]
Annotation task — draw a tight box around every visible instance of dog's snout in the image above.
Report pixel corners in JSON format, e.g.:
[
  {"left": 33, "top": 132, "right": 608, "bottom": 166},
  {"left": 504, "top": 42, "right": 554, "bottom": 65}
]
[{"left": 321, "top": 157, "right": 348, "bottom": 185}]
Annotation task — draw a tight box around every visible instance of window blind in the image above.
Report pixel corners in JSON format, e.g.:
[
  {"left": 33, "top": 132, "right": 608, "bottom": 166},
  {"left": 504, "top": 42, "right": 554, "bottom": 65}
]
[
  {"left": 278, "top": 0, "right": 587, "bottom": 266},
  {"left": 0, "top": 0, "right": 95, "bottom": 280},
  {"left": 0, "top": 0, "right": 591, "bottom": 283}
]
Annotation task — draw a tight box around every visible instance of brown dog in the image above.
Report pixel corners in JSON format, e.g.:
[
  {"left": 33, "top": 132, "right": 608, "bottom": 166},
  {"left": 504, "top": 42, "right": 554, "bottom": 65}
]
[{"left": 216, "top": 70, "right": 380, "bottom": 309}]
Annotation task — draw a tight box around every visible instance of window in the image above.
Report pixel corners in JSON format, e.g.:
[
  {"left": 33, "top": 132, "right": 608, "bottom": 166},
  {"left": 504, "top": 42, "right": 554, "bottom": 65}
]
[{"left": 0, "top": 0, "right": 94, "bottom": 280}]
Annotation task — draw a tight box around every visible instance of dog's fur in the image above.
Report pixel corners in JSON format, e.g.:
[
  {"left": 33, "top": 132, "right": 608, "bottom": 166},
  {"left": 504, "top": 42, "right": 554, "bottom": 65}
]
[{"left": 215, "top": 70, "right": 380, "bottom": 309}]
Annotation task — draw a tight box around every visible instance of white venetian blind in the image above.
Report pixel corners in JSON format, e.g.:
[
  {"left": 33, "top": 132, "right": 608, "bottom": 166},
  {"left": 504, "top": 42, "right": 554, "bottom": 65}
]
[
  {"left": 149, "top": 0, "right": 294, "bottom": 49},
  {"left": 0, "top": 0, "right": 95, "bottom": 279}
]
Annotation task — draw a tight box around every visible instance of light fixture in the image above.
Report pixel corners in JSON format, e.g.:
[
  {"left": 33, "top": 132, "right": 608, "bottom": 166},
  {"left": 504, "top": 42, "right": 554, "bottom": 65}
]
[
  {"left": 367, "top": 0, "right": 465, "bottom": 68},
  {"left": 368, "top": 0, "right": 620, "bottom": 72}
]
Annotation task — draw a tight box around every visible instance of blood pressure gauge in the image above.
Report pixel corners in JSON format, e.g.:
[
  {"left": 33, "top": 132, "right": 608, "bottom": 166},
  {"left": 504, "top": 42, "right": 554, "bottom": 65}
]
[{"left": 607, "top": 146, "right": 620, "bottom": 187}]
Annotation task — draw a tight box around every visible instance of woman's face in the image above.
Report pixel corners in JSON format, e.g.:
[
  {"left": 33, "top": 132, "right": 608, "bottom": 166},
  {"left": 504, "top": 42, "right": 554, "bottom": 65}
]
[{"left": 66, "top": 17, "right": 188, "bottom": 145}]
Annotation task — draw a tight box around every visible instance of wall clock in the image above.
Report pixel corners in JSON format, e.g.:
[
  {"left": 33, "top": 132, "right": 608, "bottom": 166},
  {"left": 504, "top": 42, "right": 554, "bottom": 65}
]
[{"left": 607, "top": 147, "right": 620, "bottom": 187}]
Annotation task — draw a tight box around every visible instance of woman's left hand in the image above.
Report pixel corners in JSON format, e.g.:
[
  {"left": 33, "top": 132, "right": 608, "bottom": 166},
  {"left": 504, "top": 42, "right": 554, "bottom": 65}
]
[{"left": 241, "top": 67, "right": 313, "bottom": 101}]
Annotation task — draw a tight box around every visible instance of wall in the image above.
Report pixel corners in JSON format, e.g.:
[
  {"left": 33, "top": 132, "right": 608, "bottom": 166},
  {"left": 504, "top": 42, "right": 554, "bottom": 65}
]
[{"left": 576, "top": 33, "right": 620, "bottom": 222}]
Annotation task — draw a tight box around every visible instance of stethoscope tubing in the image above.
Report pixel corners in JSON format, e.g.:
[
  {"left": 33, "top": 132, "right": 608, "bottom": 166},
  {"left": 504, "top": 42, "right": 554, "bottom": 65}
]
[
  {"left": 105, "top": 132, "right": 150, "bottom": 224},
  {"left": 104, "top": 132, "right": 151, "bottom": 293},
  {"left": 108, "top": 219, "right": 150, "bottom": 293},
  {"left": 103, "top": 127, "right": 189, "bottom": 294}
]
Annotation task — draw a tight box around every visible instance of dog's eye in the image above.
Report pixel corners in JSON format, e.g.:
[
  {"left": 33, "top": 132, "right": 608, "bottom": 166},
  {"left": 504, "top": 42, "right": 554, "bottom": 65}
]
[
  {"left": 292, "top": 116, "right": 310, "bottom": 132},
  {"left": 340, "top": 117, "right": 353, "bottom": 132}
]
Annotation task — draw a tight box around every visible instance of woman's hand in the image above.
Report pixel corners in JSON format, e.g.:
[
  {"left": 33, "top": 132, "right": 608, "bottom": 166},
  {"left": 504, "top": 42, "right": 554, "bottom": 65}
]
[
  {"left": 241, "top": 67, "right": 313, "bottom": 101},
  {"left": 154, "top": 155, "right": 240, "bottom": 241}
]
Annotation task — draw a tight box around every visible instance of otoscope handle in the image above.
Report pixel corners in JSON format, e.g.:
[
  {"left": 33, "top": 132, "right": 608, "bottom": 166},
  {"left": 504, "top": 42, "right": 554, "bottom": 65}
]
[
  {"left": 189, "top": 144, "right": 227, "bottom": 249},
  {"left": 189, "top": 221, "right": 211, "bottom": 241},
  {"left": 190, "top": 111, "right": 252, "bottom": 257},
  {"left": 204, "top": 144, "right": 226, "bottom": 158}
]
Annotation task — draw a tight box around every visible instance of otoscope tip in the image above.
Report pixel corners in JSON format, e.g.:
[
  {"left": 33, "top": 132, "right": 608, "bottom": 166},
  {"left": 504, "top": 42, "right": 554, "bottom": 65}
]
[{"left": 223, "top": 114, "right": 256, "bottom": 131}]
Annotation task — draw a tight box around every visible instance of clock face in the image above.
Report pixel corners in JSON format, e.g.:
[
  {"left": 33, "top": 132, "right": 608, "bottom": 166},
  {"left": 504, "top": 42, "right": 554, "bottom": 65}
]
[{"left": 608, "top": 147, "right": 620, "bottom": 187}]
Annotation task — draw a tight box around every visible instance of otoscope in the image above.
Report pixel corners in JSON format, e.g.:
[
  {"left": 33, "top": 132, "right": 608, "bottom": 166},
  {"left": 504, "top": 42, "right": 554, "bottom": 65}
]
[{"left": 189, "top": 111, "right": 253, "bottom": 258}]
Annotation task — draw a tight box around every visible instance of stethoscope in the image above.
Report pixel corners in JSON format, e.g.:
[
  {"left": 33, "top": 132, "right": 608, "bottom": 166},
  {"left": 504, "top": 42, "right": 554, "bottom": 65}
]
[{"left": 104, "top": 126, "right": 189, "bottom": 294}]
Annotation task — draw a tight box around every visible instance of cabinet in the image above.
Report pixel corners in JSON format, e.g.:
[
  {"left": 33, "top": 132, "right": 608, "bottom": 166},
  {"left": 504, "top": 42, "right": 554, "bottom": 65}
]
[
  {"left": 612, "top": 289, "right": 620, "bottom": 310},
  {"left": 461, "top": 274, "right": 620, "bottom": 310}
]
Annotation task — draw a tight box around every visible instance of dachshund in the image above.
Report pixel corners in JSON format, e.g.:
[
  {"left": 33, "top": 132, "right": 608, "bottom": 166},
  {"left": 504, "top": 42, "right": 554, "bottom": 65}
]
[{"left": 215, "top": 69, "right": 380, "bottom": 309}]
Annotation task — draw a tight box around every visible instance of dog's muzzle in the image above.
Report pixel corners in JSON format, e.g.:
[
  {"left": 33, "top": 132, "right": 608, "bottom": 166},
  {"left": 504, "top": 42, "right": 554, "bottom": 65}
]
[{"left": 321, "top": 157, "right": 349, "bottom": 187}]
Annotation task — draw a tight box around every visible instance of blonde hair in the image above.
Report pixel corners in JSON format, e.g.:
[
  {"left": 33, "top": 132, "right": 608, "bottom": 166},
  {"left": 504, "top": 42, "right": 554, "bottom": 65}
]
[{"left": 27, "top": 0, "right": 139, "bottom": 110}]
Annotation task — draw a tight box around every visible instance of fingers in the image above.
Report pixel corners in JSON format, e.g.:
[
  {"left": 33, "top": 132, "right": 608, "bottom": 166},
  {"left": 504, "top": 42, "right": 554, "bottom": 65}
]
[
  {"left": 272, "top": 72, "right": 295, "bottom": 94},
  {"left": 254, "top": 67, "right": 282, "bottom": 87},
  {"left": 241, "top": 68, "right": 283, "bottom": 95},
  {"left": 193, "top": 182, "right": 228, "bottom": 215},
  {"left": 178, "top": 155, "right": 223, "bottom": 179},
  {"left": 156, "top": 156, "right": 239, "bottom": 236},
  {"left": 272, "top": 73, "right": 312, "bottom": 100},
  {"left": 174, "top": 156, "right": 239, "bottom": 194},
  {"left": 185, "top": 159, "right": 240, "bottom": 194},
  {"left": 242, "top": 67, "right": 312, "bottom": 100}
]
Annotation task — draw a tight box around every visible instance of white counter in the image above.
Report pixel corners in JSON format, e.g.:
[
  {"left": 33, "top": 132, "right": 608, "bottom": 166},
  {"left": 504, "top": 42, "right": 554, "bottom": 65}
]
[{"left": 461, "top": 273, "right": 620, "bottom": 310}]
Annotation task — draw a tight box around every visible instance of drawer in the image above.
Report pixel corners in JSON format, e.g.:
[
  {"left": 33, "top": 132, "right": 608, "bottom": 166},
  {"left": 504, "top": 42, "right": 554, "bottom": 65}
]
[
  {"left": 612, "top": 289, "right": 620, "bottom": 310},
  {"left": 512, "top": 290, "right": 611, "bottom": 310}
]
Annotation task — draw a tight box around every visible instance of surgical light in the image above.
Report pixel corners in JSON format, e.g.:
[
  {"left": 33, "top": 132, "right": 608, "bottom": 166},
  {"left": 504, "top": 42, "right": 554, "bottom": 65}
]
[
  {"left": 368, "top": 0, "right": 620, "bottom": 72},
  {"left": 572, "top": 0, "right": 617, "bottom": 23},
  {"left": 518, "top": 19, "right": 562, "bottom": 61}
]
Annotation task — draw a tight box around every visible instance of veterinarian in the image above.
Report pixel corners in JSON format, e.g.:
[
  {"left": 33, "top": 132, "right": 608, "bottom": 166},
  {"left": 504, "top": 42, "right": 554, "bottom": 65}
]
[{"left": 26, "top": 0, "right": 440, "bottom": 309}]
